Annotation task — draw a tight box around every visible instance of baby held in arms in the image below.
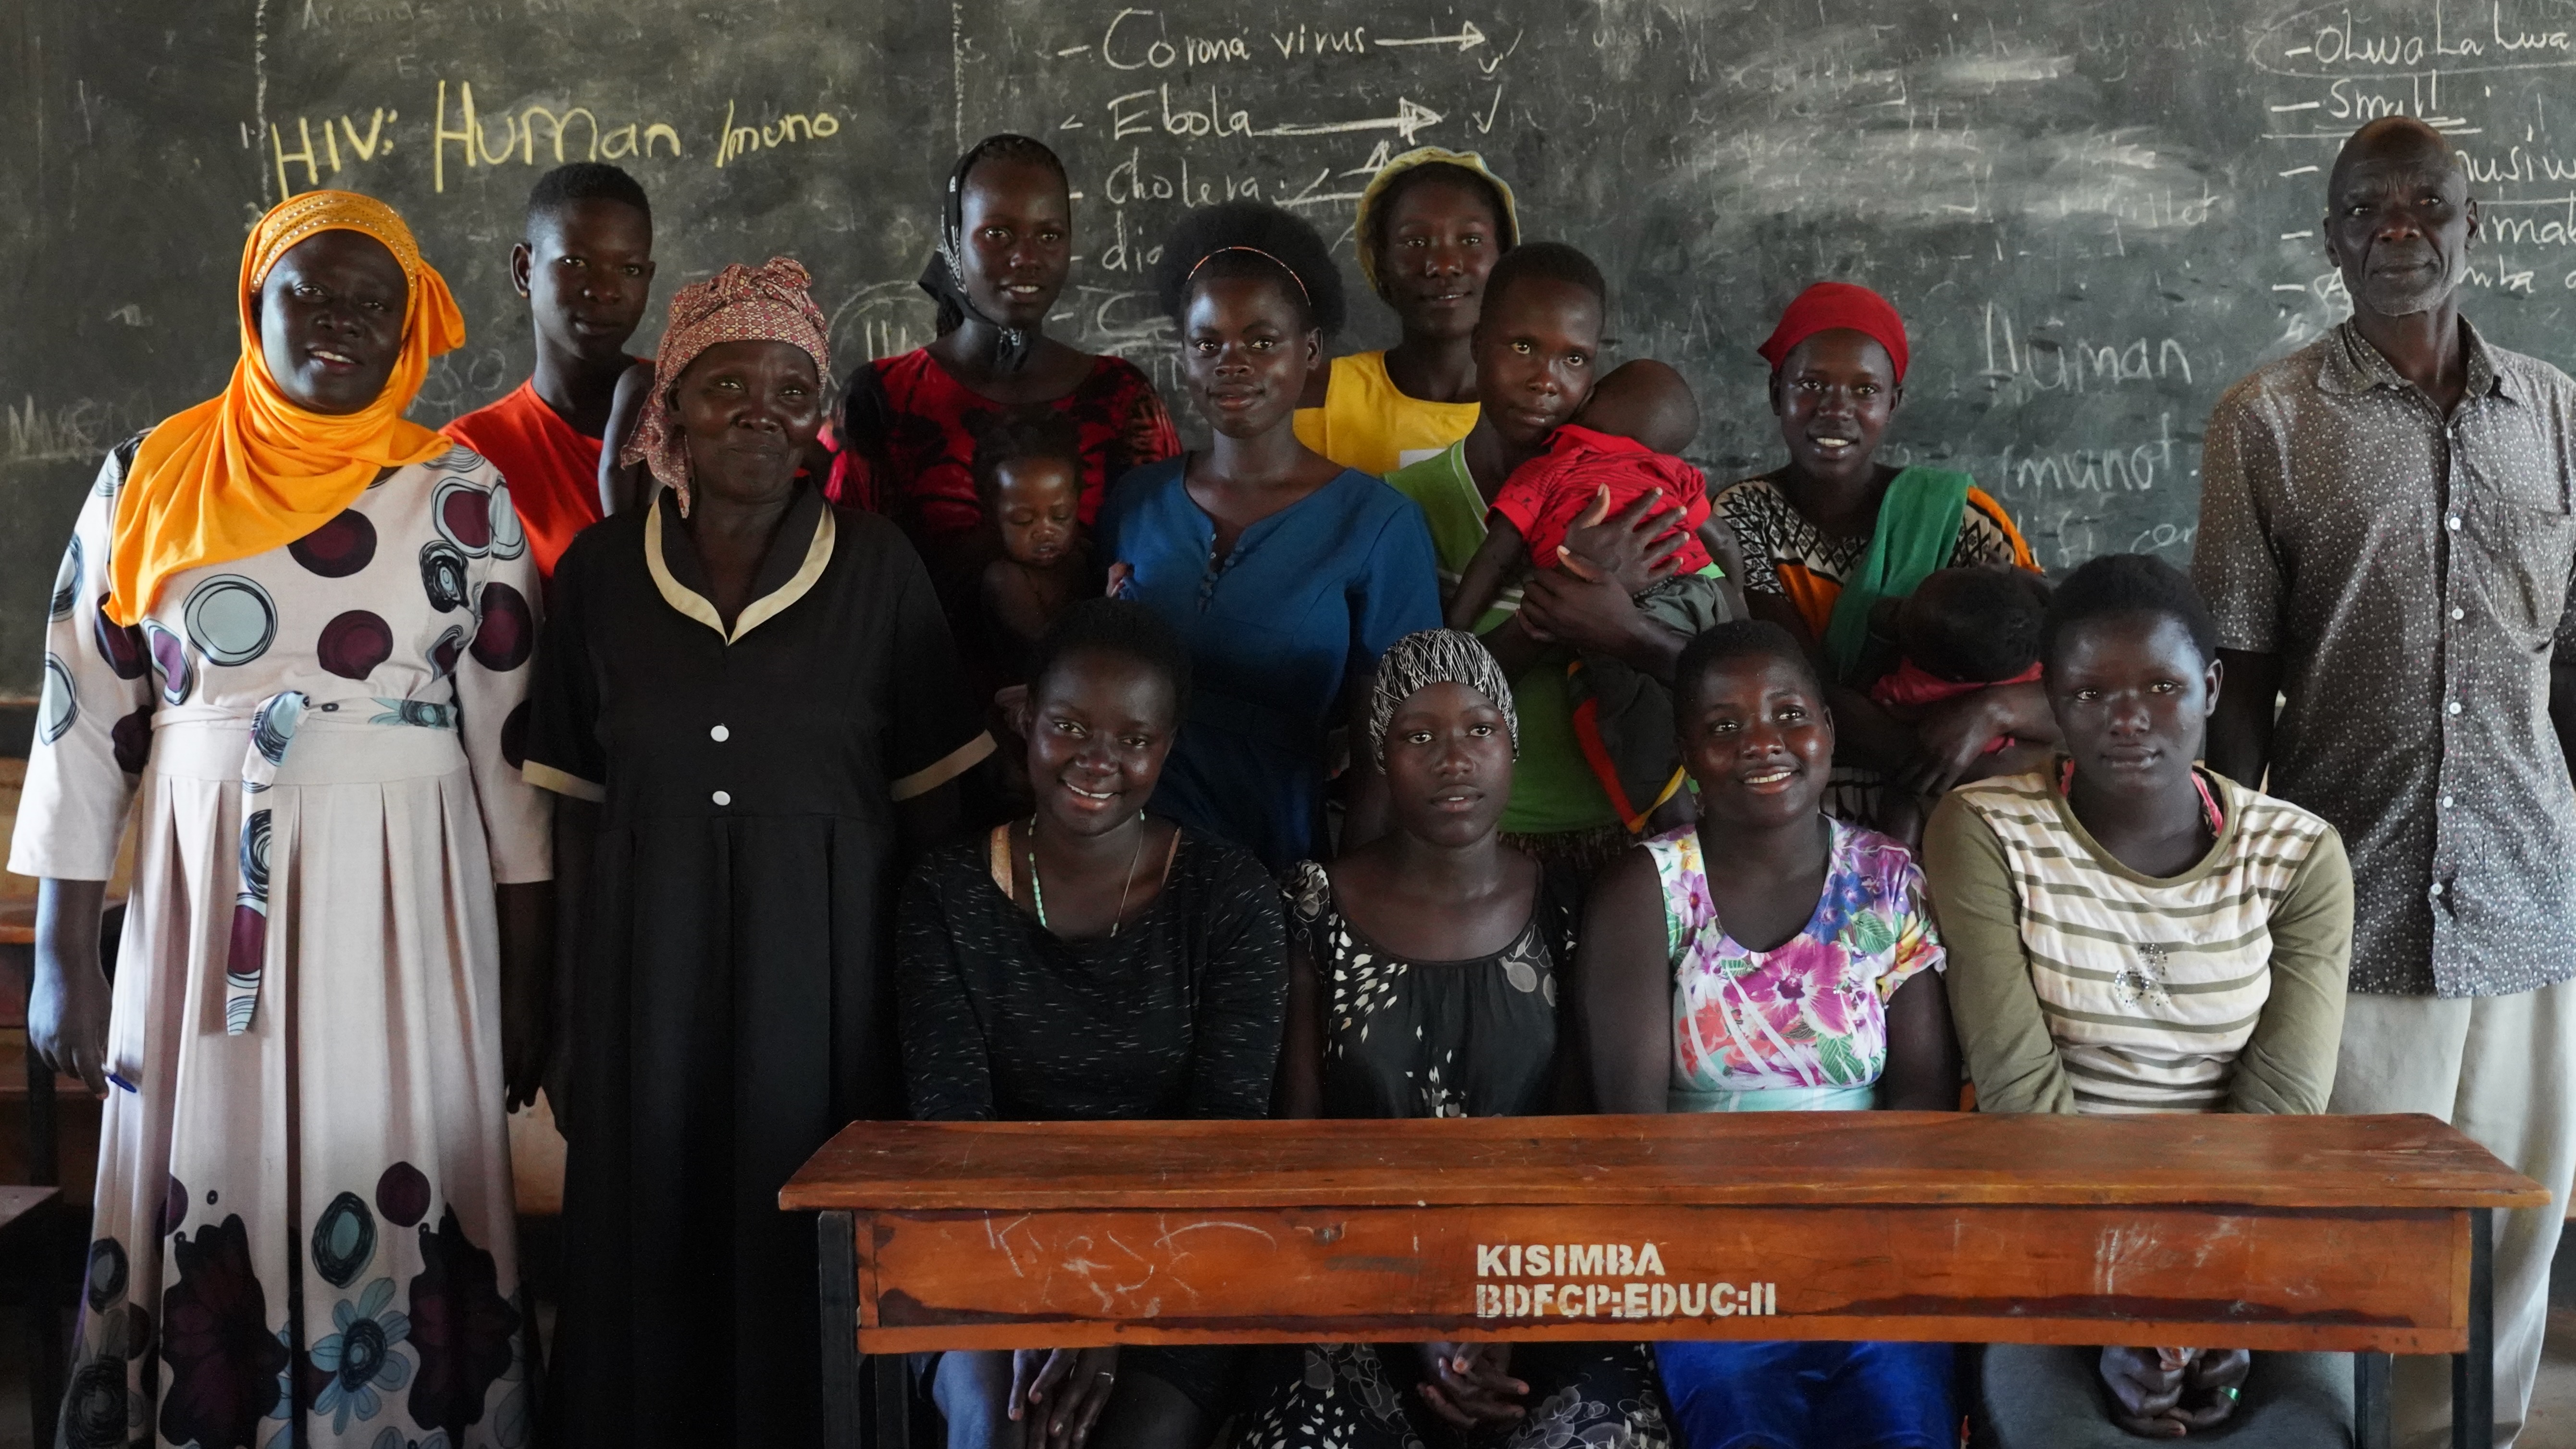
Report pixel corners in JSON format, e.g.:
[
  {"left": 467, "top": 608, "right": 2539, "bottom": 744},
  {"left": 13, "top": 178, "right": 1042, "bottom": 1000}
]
[
  {"left": 972, "top": 411, "right": 1097, "bottom": 677},
  {"left": 1867, "top": 566, "right": 2054, "bottom": 767},
  {"left": 1441, "top": 384, "right": 1730, "bottom": 636}
]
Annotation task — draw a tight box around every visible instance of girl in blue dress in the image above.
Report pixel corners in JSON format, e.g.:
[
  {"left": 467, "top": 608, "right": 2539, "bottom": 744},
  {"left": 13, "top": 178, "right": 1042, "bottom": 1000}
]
[{"left": 1100, "top": 202, "right": 1441, "bottom": 870}]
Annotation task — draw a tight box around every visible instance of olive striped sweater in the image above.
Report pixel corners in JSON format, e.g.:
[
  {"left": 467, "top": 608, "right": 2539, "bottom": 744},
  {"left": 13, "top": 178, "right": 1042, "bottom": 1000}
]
[{"left": 1924, "top": 767, "right": 2353, "bottom": 1117}]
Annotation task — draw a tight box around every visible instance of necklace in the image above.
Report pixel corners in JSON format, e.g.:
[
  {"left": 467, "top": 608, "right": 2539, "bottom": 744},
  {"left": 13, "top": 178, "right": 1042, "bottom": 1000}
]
[{"left": 1027, "top": 813, "right": 1150, "bottom": 938}]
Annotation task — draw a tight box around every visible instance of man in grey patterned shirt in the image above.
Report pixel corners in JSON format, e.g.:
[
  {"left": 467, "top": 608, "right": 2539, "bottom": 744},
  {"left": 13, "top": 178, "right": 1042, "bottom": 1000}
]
[{"left": 2196, "top": 115, "right": 2576, "bottom": 1448}]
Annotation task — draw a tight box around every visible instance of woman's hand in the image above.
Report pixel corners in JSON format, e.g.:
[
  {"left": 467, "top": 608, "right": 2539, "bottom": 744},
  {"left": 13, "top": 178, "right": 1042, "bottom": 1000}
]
[
  {"left": 30, "top": 879, "right": 111, "bottom": 1097},
  {"left": 2170, "top": 1350, "right": 2250, "bottom": 1432},
  {"left": 2099, "top": 1347, "right": 2196, "bottom": 1437},
  {"left": 495, "top": 881, "right": 554, "bottom": 1114},
  {"left": 1009, "top": 1345, "right": 1120, "bottom": 1448},
  {"left": 1104, "top": 562, "right": 1135, "bottom": 599},
  {"left": 1554, "top": 487, "right": 1688, "bottom": 596},
  {"left": 1412, "top": 1341, "right": 1526, "bottom": 1429},
  {"left": 1897, "top": 688, "right": 2014, "bottom": 799}
]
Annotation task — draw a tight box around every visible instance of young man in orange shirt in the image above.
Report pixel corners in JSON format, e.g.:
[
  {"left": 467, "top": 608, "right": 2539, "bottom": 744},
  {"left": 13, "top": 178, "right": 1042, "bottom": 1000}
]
[{"left": 444, "top": 162, "right": 656, "bottom": 579}]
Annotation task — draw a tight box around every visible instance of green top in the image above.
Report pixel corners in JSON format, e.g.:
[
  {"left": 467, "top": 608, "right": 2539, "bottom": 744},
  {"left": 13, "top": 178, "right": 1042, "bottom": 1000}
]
[
  {"left": 1385, "top": 442, "right": 1620, "bottom": 837},
  {"left": 1819, "top": 465, "right": 1973, "bottom": 683}
]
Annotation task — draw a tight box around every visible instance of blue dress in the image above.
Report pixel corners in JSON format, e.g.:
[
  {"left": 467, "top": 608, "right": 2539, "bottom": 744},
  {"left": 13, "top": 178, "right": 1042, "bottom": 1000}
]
[{"left": 1099, "top": 458, "right": 1439, "bottom": 870}]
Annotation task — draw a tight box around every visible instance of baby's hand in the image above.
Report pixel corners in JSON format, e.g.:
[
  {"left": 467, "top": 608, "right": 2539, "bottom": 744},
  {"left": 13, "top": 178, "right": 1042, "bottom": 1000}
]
[{"left": 1104, "top": 562, "right": 1135, "bottom": 599}]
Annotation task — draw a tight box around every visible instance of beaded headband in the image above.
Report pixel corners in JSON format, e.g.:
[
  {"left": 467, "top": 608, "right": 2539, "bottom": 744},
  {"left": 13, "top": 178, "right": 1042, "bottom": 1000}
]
[{"left": 1186, "top": 245, "right": 1311, "bottom": 305}]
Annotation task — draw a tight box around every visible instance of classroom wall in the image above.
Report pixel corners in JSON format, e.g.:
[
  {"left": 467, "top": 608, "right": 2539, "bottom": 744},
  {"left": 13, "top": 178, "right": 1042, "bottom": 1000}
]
[{"left": 5, "top": 0, "right": 2575, "bottom": 707}]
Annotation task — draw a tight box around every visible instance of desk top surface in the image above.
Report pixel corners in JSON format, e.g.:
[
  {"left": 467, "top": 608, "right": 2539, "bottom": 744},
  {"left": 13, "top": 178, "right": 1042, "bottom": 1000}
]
[{"left": 780, "top": 1112, "right": 2547, "bottom": 1214}]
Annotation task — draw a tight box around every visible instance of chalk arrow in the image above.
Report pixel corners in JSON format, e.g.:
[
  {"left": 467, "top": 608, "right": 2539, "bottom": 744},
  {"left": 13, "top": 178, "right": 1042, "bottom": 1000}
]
[
  {"left": 1374, "top": 20, "right": 1486, "bottom": 50},
  {"left": 1263, "top": 96, "right": 1444, "bottom": 143}
]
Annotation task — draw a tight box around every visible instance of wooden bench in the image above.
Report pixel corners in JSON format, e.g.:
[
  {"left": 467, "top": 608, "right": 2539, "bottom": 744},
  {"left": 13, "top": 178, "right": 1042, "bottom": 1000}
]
[{"left": 783, "top": 1111, "right": 2545, "bottom": 1449}]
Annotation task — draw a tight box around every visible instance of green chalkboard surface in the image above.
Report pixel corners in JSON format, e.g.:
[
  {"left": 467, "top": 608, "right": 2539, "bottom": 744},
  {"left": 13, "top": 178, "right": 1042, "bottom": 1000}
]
[{"left": 5, "top": 0, "right": 2574, "bottom": 706}]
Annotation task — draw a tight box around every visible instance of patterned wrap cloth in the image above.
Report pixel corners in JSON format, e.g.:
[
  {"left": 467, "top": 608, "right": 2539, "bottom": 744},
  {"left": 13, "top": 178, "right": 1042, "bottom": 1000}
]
[
  {"left": 109, "top": 189, "right": 465, "bottom": 625},
  {"left": 620, "top": 256, "right": 833, "bottom": 513},
  {"left": 1364, "top": 628, "right": 1520, "bottom": 768}
]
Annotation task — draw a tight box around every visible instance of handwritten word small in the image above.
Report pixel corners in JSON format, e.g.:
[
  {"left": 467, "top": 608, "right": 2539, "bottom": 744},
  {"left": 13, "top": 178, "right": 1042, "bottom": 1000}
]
[{"left": 717, "top": 100, "right": 842, "bottom": 168}]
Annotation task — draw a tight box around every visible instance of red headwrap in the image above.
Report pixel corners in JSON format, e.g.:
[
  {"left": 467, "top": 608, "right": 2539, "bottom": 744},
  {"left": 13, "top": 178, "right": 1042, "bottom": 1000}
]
[{"left": 1756, "top": 281, "right": 1909, "bottom": 384}]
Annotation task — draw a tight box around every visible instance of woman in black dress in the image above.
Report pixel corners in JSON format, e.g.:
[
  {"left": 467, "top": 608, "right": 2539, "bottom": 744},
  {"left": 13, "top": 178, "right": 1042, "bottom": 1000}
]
[
  {"left": 524, "top": 258, "right": 992, "bottom": 1447},
  {"left": 1241, "top": 629, "right": 1672, "bottom": 1449},
  {"left": 898, "top": 597, "right": 1288, "bottom": 1449}
]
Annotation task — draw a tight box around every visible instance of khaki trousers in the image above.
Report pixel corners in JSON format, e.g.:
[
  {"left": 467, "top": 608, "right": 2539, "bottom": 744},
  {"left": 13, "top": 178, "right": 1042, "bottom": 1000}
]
[{"left": 2330, "top": 980, "right": 2576, "bottom": 1449}]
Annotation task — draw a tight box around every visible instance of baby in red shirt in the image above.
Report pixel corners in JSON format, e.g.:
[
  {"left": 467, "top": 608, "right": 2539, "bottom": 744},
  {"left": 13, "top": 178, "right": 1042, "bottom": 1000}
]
[{"left": 1444, "top": 422, "right": 1723, "bottom": 635}]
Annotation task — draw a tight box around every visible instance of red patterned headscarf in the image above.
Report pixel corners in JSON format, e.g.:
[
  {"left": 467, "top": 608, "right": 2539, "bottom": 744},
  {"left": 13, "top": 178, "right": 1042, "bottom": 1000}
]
[
  {"left": 1756, "top": 281, "right": 1910, "bottom": 384},
  {"left": 621, "top": 256, "right": 832, "bottom": 513}
]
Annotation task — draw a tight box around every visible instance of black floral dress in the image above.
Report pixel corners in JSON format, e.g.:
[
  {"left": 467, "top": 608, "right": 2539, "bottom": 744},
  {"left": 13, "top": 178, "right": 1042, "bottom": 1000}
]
[{"left": 1236, "top": 863, "right": 1672, "bottom": 1449}]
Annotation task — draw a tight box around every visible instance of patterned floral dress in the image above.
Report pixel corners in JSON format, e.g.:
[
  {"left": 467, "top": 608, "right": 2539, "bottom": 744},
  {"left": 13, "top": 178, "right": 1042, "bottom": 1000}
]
[
  {"left": 1235, "top": 863, "right": 1671, "bottom": 1449},
  {"left": 1648, "top": 817, "right": 1944, "bottom": 1110},
  {"left": 11, "top": 436, "right": 548, "bottom": 1449}
]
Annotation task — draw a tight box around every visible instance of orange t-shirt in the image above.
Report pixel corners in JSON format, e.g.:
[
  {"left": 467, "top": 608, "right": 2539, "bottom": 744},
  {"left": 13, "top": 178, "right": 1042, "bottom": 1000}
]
[{"left": 442, "top": 379, "right": 608, "bottom": 578}]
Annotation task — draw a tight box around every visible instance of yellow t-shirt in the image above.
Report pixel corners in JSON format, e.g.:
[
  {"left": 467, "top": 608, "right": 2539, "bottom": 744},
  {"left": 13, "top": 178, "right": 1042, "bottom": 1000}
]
[{"left": 1292, "top": 351, "right": 1481, "bottom": 478}]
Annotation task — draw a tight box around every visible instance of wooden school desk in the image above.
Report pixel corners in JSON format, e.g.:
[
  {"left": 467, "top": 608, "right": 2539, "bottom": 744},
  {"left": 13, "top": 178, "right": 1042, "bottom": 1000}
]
[{"left": 781, "top": 1112, "right": 2547, "bottom": 1449}]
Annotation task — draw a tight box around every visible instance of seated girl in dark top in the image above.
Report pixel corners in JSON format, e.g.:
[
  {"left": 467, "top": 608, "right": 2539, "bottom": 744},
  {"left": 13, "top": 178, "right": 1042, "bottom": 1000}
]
[
  {"left": 896, "top": 597, "right": 1288, "bottom": 1449},
  {"left": 1238, "top": 629, "right": 1672, "bottom": 1449}
]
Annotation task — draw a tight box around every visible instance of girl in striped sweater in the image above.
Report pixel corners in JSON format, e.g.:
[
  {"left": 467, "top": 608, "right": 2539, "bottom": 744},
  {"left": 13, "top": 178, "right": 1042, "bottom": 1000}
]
[{"left": 1924, "top": 552, "right": 2355, "bottom": 1446}]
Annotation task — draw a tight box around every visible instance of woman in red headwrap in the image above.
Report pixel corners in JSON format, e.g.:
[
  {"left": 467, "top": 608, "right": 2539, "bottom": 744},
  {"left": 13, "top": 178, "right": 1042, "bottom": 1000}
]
[
  {"left": 12, "top": 190, "right": 551, "bottom": 1446},
  {"left": 525, "top": 258, "right": 992, "bottom": 1446},
  {"left": 1712, "top": 282, "right": 2055, "bottom": 838}
]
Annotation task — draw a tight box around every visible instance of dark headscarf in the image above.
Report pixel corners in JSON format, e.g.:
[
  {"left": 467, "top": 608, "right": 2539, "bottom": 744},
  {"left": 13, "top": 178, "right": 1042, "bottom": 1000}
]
[{"left": 919, "top": 134, "right": 1064, "bottom": 374}]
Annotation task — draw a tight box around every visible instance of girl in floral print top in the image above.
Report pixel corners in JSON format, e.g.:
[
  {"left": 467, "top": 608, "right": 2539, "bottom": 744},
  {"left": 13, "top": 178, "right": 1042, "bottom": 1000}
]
[
  {"left": 1583, "top": 619, "right": 1956, "bottom": 1113},
  {"left": 1579, "top": 619, "right": 1959, "bottom": 1449}
]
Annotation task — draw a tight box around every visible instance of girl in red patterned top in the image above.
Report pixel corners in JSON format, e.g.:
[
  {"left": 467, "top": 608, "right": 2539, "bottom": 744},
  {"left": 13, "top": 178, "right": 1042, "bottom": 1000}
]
[{"left": 829, "top": 134, "right": 1179, "bottom": 565}]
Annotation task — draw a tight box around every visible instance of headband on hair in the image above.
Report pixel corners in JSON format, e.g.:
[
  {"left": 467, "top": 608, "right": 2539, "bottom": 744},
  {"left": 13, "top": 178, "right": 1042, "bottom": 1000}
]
[
  {"left": 1186, "top": 246, "right": 1312, "bottom": 306},
  {"left": 1366, "top": 630, "right": 1521, "bottom": 769}
]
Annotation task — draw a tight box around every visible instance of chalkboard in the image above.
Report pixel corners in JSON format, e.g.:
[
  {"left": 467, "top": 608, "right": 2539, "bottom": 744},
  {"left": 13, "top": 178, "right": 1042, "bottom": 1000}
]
[{"left": 7, "top": 0, "right": 2576, "bottom": 706}]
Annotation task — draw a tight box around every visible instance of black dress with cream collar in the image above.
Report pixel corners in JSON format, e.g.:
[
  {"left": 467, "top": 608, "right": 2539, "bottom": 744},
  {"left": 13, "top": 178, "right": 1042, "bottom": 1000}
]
[{"left": 524, "top": 483, "right": 991, "bottom": 1448}]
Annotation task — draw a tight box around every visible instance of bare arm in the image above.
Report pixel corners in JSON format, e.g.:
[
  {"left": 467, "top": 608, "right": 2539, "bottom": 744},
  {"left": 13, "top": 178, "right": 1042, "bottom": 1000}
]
[
  {"left": 1898, "top": 679, "right": 2065, "bottom": 798},
  {"left": 1694, "top": 520, "right": 1749, "bottom": 621},
  {"left": 2205, "top": 648, "right": 2282, "bottom": 790},
  {"left": 596, "top": 359, "right": 655, "bottom": 516},
  {"left": 497, "top": 880, "right": 553, "bottom": 1114},
  {"left": 29, "top": 878, "right": 110, "bottom": 1096},
  {"left": 1878, "top": 971, "right": 1960, "bottom": 1111},
  {"left": 1447, "top": 516, "right": 1529, "bottom": 632},
  {"left": 1577, "top": 846, "right": 1672, "bottom": 1115},
  {"left": 1336, "top": 669, "right": 1394, "bottom": 855}
]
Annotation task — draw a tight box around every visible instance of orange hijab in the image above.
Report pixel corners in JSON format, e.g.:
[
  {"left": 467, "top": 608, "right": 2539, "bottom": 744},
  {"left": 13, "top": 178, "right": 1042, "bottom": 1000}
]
[{"left": 106, "top": 190, "right": 466, "bottom": 626}]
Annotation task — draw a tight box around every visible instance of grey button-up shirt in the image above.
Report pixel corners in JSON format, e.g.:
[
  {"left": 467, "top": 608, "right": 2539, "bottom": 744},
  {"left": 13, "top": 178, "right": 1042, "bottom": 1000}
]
[{"left": 2193, "top": 319, "right": 2576, "bottom": 998}]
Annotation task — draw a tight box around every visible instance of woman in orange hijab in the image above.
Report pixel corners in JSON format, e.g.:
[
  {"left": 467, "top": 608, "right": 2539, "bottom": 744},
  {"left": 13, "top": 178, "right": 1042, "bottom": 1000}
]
[{"left": 10, "top": 191, "right": 553, "bottom": 1447}]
